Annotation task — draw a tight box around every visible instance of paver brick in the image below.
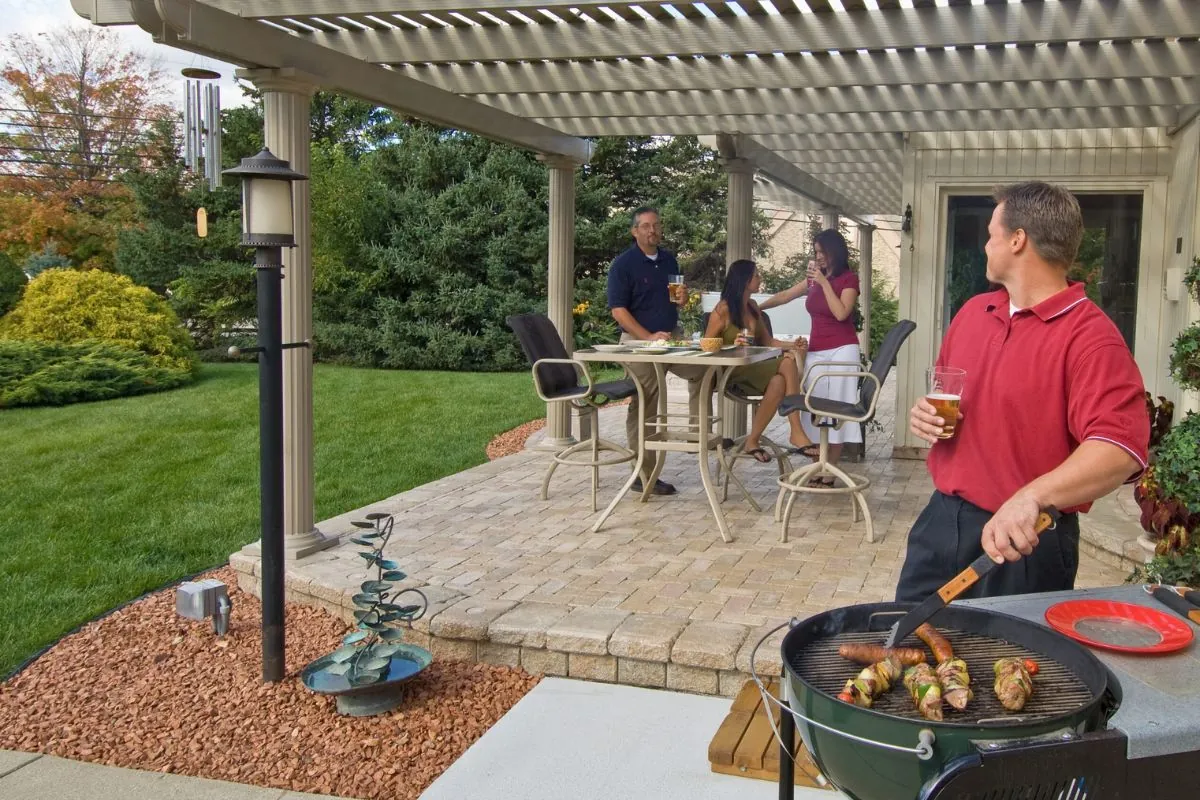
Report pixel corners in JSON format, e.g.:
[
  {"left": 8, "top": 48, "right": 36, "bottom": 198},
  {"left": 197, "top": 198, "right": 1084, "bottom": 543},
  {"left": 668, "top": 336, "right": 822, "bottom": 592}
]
[
  {"left": 545, "top": 608, "right": 630, "bottom": 655},
  {"left": 617, "top": 658, "right": 667, "bottom": 688},
  {"left": 608, "top": 615, "right": 687, "bottom": 661},
  {"left": 568, "top": 654, "right": 618, "bottom": 682},
  {"left": 666, "top": 663, "right": 719, "bottom": 694},
  {"left": 428, "top": 637, "right": 477, "bottom": 662},
  {"left": 671, "top": 620, "right": 749, "bottom": 669},
  {"left": 521, "top": 648, "right": 567, "bottom": 676},
  {"left": 488, "top": 602, "right": 572, "bottom": 648},
  {"left": 478, "top": 642, "right": 521, "bottom": 667},
  {"left": 429, "top": 598, "right": 517, "bottom": 640}
]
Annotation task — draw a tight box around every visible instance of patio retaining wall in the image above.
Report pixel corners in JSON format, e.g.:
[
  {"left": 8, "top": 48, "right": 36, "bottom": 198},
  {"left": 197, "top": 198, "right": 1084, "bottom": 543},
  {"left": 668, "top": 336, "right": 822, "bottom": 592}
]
[{"left": 229, "top": 557, "right": 785, "bottom": 698}]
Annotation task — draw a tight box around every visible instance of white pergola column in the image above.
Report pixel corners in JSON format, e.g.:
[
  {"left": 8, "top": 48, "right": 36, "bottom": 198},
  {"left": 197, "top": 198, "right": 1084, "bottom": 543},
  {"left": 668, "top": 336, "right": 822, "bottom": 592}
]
[
  {"left": 239, "top": 67, "right": 335, "bottom": 559},
  {"left": 539, "top": 155, "right": 579, "bottom": 448},
  {"left": 724, "top": 156, "right": 755, "bottom": 439},
  {"left": 822, "top": 208, "right": 839, "bottom": 232},
  {"left": 857, "top": 222, "right": 875, "bottom": 360}
]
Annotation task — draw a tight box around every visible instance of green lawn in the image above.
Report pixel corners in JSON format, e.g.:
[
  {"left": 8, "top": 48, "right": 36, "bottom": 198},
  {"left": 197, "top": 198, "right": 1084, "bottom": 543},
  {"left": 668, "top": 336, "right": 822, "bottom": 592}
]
[{"left": 0, "top": 364, "right": 546, "bottom": 677}]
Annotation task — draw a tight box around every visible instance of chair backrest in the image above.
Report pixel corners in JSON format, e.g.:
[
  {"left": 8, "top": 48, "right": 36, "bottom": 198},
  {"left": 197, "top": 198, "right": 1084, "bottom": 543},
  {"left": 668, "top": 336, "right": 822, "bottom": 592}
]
[
  {"left": 862, "top": 319, "right": 917, "bottom": 412},
  {"left": 505, "top": 313, "right": 578, "bottom": 397}
]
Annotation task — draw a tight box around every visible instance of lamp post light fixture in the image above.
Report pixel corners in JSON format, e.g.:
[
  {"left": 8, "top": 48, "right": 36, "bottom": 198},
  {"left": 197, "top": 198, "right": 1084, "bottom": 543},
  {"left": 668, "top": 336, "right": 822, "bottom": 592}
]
[{"left": 223, "top": 148, "right": 308, "bottom": 683}]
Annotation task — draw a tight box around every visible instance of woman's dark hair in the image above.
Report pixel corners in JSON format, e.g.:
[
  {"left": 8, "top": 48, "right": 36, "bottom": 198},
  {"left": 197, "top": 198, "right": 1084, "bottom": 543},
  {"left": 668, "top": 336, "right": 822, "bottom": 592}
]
[
  {"left": 814, "top": 228, "right": 851, "bottom": 278},
  {"left": 720, "top": 259, "right": 757, "bottom": 330}
]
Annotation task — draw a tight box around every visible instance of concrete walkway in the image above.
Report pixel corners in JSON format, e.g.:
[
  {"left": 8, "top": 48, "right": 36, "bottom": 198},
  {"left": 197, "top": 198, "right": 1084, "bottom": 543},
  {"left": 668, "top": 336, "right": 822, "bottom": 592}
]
[
  {"left": 0, "top": 751, "right": 349, "bottom": 800},
  {"left": 419, "top": 678, "right": 838, "bottom": 800}
]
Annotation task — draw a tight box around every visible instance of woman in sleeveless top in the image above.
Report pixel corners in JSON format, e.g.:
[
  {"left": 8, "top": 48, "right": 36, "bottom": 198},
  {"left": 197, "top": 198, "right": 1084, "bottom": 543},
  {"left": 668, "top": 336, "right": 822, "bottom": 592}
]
[
  {"left": 759, "top": 229, "right": 863, "bottom": 484},
  {"left": 703, "top": 259, "right": 812, "bottom": 463}
]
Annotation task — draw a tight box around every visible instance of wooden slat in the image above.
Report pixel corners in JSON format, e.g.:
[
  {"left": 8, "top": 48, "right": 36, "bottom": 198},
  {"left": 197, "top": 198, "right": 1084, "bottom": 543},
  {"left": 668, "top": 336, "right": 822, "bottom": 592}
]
[{"left": 708, "top": 680, "right": 833, "bottom": 790}]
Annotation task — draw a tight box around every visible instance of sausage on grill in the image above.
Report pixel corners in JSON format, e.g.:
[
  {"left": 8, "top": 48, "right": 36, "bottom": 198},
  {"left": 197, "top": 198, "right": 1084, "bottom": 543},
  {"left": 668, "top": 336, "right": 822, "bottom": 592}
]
[
  {"left": 838, "top": 643, "right": 927, "bottom": 667},
  {"left": 915, "top": 623, "right": 954, "bottom": 664}
]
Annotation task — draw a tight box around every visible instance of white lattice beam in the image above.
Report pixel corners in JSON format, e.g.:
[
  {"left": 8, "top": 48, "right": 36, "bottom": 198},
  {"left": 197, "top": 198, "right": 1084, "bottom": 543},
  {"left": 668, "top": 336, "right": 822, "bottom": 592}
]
[
  {"left": 395, "top": 41, "right": 1200, "bottom": 95},
  {"left": 302, "top": 0, "right": 1200, "bottom": 65},
  {"left": 475, "top": 79, "right": 1198, "bottom": 119},
  {"left": 533, "top": 106, "right": 1181, "bottom": 137}
]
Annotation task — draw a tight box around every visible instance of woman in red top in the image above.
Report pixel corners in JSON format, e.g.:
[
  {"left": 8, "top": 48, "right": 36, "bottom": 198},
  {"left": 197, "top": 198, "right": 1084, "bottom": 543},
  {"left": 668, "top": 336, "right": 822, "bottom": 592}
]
[{"left": 760, "top": 229, "right": 862, "bottom": 483}]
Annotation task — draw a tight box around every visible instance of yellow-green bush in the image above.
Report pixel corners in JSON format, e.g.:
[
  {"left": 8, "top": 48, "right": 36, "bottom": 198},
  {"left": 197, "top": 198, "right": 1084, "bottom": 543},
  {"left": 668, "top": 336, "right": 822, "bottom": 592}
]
[{"left": 0, "top": 268, "right": 195, "bottom": 372}]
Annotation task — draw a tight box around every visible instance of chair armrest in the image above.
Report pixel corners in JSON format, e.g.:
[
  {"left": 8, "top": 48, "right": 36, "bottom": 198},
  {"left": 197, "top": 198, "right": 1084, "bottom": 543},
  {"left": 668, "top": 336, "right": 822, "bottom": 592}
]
[
  {"left": 805, "top": 370, "right": 882, "bottom": 423},
  {"left": 530, "top": 358, "right": 592, "bottom": 403},
  {"left": 799, "top": 359, "right": 867, "bottom": 389}
]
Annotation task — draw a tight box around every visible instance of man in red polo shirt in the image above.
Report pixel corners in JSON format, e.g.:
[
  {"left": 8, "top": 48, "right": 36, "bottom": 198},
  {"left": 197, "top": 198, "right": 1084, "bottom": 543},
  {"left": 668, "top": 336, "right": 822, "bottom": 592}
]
[{"left": 896, "top": 181, "right": 1149, "bottom": 601}]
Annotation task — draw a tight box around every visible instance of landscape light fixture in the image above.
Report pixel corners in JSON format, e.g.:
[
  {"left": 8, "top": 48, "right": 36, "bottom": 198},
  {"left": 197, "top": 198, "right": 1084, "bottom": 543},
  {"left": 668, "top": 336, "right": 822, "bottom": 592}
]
[{"left": 223, "top": 149, "right": 308, "bottom": 682}]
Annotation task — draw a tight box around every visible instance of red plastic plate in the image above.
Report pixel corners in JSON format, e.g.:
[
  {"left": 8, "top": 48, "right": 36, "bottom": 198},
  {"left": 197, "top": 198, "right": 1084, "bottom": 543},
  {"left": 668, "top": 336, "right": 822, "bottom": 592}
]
[{"left": 1044, "top": 599, "right": 1194, "bottom": 654}]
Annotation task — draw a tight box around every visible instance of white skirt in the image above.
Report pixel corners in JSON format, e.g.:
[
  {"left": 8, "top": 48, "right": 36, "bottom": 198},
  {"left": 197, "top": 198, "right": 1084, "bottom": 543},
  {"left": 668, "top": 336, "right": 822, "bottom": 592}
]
[{"left": 800, "top": 343, "right": 863, "bottom": 445}]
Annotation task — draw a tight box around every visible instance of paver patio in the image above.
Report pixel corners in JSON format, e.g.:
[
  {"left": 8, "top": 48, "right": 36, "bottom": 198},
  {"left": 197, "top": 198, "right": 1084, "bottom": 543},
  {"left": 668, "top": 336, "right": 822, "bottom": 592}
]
[{"left": 231, "top": 375, "right": 1133, "bottom": 696}]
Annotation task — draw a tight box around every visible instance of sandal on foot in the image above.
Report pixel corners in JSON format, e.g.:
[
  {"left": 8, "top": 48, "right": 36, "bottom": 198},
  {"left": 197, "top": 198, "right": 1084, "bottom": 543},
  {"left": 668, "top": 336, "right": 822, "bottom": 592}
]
[
  {"left": 788, "top": 443, "right": 821, "bottom": 459},
  {"left": 744, "top": 447, "right": 772, "bottom": 464},
  {"left": 807, "top": 476, "right": 835, "bottom": 488}
]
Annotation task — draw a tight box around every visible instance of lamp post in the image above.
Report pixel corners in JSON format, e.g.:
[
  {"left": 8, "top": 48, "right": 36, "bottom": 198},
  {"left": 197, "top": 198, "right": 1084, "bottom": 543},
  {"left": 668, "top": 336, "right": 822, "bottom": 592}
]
[{"left": 223, "top": 148, "right": 308, "bottom": 682}]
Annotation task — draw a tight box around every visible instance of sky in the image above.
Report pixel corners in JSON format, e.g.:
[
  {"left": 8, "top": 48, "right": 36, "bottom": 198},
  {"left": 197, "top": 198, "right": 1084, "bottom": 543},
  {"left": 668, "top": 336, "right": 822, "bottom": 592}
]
[{"left": 0, "top": 0, "right": 250, "bottom": 108}]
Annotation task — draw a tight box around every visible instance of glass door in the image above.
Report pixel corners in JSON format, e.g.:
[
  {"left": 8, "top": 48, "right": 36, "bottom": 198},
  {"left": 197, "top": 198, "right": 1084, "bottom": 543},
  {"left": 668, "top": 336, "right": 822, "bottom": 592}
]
[{"left": 942, "top": 193, "right": 1143, "bottom": 349}]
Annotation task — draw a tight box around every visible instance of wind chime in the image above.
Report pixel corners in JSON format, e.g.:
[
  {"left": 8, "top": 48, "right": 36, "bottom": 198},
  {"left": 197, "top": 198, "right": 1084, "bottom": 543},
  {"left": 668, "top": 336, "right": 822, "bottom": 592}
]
[{"left": 182, "top": 67, "right": 223, "bottom": 190}]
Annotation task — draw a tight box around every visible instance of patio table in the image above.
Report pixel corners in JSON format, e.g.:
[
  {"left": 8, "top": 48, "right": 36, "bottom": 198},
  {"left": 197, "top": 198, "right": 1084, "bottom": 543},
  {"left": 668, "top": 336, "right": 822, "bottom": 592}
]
[{"left": 574, "top": 344, "right": 783, "bottom": 543}]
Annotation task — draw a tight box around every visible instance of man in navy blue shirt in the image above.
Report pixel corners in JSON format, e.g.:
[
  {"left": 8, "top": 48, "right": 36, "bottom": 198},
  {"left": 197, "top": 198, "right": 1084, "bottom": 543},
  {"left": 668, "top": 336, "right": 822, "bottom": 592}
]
[{"left": 607, "top": 207, "right": 707, "bottom": 495}]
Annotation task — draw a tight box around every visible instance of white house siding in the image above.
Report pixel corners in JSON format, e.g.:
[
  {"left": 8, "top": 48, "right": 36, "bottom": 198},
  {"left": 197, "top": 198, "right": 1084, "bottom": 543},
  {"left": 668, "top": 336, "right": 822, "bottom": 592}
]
[{"left": 894, "top": 127, "right": 1188, "bottom": 454}]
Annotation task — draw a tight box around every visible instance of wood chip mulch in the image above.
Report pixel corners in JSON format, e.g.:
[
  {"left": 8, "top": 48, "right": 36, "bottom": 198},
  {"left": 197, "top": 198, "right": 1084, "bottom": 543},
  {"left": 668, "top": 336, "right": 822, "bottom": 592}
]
[
  {"left": 485, "top": 399, "right": 630, "bottom": 461},
  {"left": 0, "top": 567, "right": 540, "bottom": 799}
]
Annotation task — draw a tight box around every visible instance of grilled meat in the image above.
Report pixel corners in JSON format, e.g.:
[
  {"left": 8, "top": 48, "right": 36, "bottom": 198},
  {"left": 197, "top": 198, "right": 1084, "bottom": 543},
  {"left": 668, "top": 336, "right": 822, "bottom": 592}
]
[
  {"left": 903, "top": 662, "right": 944, "bottom": 721},
  {"left": 935, "top": 658, "right": 974, "bottom": 711},
  {"left": 915, "top": 623, "right": 954, "bottom": 664},
  {"left": 993, "top": 657, "right": 1035, "bottom": 711},
  {"left": 836, "top": 656, "right": 903, "bottom": 708},
  {"left": 838, "top": 643, "right": 927, "bottom": 667}
]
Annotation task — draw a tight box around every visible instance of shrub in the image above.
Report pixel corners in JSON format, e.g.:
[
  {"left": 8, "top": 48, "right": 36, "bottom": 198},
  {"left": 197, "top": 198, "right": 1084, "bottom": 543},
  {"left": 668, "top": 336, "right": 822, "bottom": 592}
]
[
  {"left": 0, "top": 340, "right": 193, "bottom": 408},
  {"left": 168, "top": 259, "right": 257, "bottom": 353},
  {"left": 0, "top": 252, "right": 26, "bottom": 316},
  {"left": 0, "top": 268, "right": 195, "bottom": 372},
  {"left": 1169, "top": 323, "right": 1200, "bottom": 393}
]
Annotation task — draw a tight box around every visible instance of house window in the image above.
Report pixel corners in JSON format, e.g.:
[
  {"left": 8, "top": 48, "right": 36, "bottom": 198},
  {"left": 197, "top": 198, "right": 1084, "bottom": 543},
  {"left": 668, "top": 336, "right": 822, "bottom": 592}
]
[{"left": 943, "top": 193, "right": 1142, "bottom": 349}]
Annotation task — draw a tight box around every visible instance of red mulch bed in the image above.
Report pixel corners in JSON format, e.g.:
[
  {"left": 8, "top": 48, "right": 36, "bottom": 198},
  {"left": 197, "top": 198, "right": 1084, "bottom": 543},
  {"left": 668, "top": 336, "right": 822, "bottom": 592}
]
[{"left": 0, "top": 567, "right": 539, "bottom": 799}]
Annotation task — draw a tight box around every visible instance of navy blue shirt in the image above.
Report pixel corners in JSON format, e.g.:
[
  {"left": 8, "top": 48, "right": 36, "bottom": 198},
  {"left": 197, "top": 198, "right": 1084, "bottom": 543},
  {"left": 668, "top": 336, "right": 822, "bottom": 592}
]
[{"left": 606, "top": 244, "right": 680, "bottom": 335}]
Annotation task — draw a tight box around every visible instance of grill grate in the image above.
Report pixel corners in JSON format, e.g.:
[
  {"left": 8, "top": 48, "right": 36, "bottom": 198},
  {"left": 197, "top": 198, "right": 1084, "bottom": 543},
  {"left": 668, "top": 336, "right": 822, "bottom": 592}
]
[{"left": 790, "top": 627, "right": 1096, "bottom": 726}]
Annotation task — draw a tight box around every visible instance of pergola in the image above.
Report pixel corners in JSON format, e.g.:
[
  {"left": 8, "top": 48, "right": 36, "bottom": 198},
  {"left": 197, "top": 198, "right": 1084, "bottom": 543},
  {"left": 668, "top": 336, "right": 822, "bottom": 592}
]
[{"left": 72, "top": 0, "right": 1200, "bottom": 555}]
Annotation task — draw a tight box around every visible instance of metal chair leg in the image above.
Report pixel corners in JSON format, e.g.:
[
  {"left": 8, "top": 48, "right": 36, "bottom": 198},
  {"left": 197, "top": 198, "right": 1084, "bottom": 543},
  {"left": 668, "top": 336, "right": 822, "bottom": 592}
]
[{"left": 589, "top": 408, "right": 600, "bottom": 513}]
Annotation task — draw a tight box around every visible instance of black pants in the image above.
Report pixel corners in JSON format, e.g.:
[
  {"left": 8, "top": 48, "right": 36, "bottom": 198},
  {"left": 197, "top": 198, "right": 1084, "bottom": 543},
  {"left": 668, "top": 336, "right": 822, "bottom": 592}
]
[{"left": 894, "top": 491, "right": 1080, "bottom": 602}]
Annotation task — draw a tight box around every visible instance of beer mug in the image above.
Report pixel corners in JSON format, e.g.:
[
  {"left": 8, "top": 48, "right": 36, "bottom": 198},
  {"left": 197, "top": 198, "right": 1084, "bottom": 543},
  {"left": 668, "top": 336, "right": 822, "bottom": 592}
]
[
  {"left": 926, "top": 367, "right": 966, "bottom": 439},
  {"left": 668, "top": 274, "right": 685, "bottom": 305}
]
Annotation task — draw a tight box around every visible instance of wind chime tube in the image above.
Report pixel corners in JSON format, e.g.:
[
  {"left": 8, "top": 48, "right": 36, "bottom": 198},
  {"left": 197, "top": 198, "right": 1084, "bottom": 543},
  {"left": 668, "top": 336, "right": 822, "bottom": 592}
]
[
  {"left": 183, "top": 81, "right": 195, "bottom": 170},
  {"left": 209, "top": 85, "right": 222, "bottom": 190}
]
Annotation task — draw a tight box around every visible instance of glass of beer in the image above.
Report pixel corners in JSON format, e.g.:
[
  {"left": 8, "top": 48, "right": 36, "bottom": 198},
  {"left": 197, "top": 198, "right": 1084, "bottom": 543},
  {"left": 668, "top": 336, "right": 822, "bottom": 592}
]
[
  {"left": 926, "top": 367, "right": 966, "bottom": 439},
  {"left": 668, "top": 274, "right": 686, "bottom": 304}
]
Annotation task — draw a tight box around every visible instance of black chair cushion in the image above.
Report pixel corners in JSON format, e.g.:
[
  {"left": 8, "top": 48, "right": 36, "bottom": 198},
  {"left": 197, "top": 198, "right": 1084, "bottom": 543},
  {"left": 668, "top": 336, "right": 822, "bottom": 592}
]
[
  {"left": 592, "top": 379, "right": 637, "bottom": 401},
  {"left": 506, "top": 313, "right": 579, "bottom": 398}
]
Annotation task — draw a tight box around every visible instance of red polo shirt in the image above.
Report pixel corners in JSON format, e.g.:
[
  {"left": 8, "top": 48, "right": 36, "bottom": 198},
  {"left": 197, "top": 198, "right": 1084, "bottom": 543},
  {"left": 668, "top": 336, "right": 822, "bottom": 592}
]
[{"left": 927, "top": 282, "right": 1148, "bottom": 514}]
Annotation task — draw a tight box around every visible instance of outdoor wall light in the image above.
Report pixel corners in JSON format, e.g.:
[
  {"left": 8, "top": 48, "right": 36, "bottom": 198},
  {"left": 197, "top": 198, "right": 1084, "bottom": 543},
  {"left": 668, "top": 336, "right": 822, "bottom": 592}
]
[
  {"left": 222, "top": 149, "right": 308, "bottom": 683},
  {"left": 223, "top": 147, "right": 306, "bottom": 247},
  {"left": 175, "top": 578, "right": 232, "bottom": 636},
  {"left": 902, "top": 204, "right": 913, "bottom": 234}
]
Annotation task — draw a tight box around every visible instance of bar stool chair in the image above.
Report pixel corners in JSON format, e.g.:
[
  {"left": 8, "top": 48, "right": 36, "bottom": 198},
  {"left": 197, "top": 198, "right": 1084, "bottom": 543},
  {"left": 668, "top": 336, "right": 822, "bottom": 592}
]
[
  {"left": 715, "top": 312, "right": 793, "bottom": 511},
  {"left": 773, "top": 320, "right": 916, "bottom": 543},
  {"left": 507, "top": 313, "right": 637, "bottom": 512}
]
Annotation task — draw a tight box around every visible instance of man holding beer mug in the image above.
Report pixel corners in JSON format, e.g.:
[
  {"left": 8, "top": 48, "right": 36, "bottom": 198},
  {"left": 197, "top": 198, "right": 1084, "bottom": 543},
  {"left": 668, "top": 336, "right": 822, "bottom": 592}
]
[
  {"left": 607, "top": 206, "right": 707, "bottom": 496},
  {"left": 895, "top": 182, "right": 1149, "bottom": 601}
]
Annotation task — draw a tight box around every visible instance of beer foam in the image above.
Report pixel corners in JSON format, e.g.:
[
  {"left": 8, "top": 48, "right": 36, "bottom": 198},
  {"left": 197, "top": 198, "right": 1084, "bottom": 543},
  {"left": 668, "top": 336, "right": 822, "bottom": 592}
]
[{"left": 927, "top": 393, "right": 961, "bottom": 401}]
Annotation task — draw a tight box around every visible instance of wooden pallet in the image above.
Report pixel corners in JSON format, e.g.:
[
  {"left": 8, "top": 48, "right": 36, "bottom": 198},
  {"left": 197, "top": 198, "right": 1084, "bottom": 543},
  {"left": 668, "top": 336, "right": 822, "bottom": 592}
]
[{"left": 707, "top": 679, "right": 832, "bottom": 789}]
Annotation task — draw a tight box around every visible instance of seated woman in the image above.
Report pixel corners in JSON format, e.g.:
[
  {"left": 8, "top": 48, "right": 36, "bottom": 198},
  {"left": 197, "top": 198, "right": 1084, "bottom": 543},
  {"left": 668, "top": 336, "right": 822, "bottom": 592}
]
[
  {"left": 703, "top": 259, "right": 812, "bottom": 463},
  {"left": 759, "top": 229, "right": 862, "bottom": 485}
]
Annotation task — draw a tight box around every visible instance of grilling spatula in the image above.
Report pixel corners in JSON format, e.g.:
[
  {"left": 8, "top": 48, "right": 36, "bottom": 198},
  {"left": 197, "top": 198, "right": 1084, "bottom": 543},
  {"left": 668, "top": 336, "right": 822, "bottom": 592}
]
[{"left": 883, "top": 508, "right": 1062, "bottom": 648}]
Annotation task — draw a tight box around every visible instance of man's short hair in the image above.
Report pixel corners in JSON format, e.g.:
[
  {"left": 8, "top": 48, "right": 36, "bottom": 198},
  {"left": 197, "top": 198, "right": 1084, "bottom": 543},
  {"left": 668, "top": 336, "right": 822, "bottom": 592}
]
[
  {"left": 631, "top": 206, "right": 659, "bottom": 228},
  {"left": 992, "top": 182, "right": 1083, "bottom": 268}
]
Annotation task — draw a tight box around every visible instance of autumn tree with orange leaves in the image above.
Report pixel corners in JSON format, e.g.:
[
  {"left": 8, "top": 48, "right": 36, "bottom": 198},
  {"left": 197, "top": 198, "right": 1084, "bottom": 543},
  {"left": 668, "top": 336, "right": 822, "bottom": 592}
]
[{"left": 0, "top": 26, "right": 172, "bottom": 271}]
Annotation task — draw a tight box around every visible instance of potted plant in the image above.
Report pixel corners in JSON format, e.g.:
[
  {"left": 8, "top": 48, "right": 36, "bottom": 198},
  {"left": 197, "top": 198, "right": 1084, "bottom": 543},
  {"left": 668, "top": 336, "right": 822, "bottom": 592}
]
[
  {"left": 1184, "top": 256, "right": 1200, "bottom": 307},
  {"left": 1169, "top": 323, "right": 1200, "bottom": 393},
  {"left": 301, "top": 512, "right": 431, "bottom": 716}
]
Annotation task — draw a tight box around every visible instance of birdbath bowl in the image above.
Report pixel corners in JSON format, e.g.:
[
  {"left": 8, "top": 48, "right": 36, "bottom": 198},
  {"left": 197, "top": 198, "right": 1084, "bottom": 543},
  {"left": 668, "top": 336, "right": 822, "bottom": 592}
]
[{"left": 301, "top": 643, "right": 433, "bottom": 717}]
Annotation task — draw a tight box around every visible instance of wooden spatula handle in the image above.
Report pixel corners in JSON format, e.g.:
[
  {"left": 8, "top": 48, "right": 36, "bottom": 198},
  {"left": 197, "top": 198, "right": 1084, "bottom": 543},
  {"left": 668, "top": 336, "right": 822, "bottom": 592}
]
[{"left": 935, "top": 511, "right": 1058, "bottom": 603}]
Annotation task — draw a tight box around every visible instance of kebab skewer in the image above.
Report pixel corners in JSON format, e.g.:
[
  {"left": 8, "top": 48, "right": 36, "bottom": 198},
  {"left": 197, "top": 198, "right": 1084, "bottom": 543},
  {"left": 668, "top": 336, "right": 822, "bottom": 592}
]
[{"left": 836, "top": 656, "right": 903, "bottom": 708}]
